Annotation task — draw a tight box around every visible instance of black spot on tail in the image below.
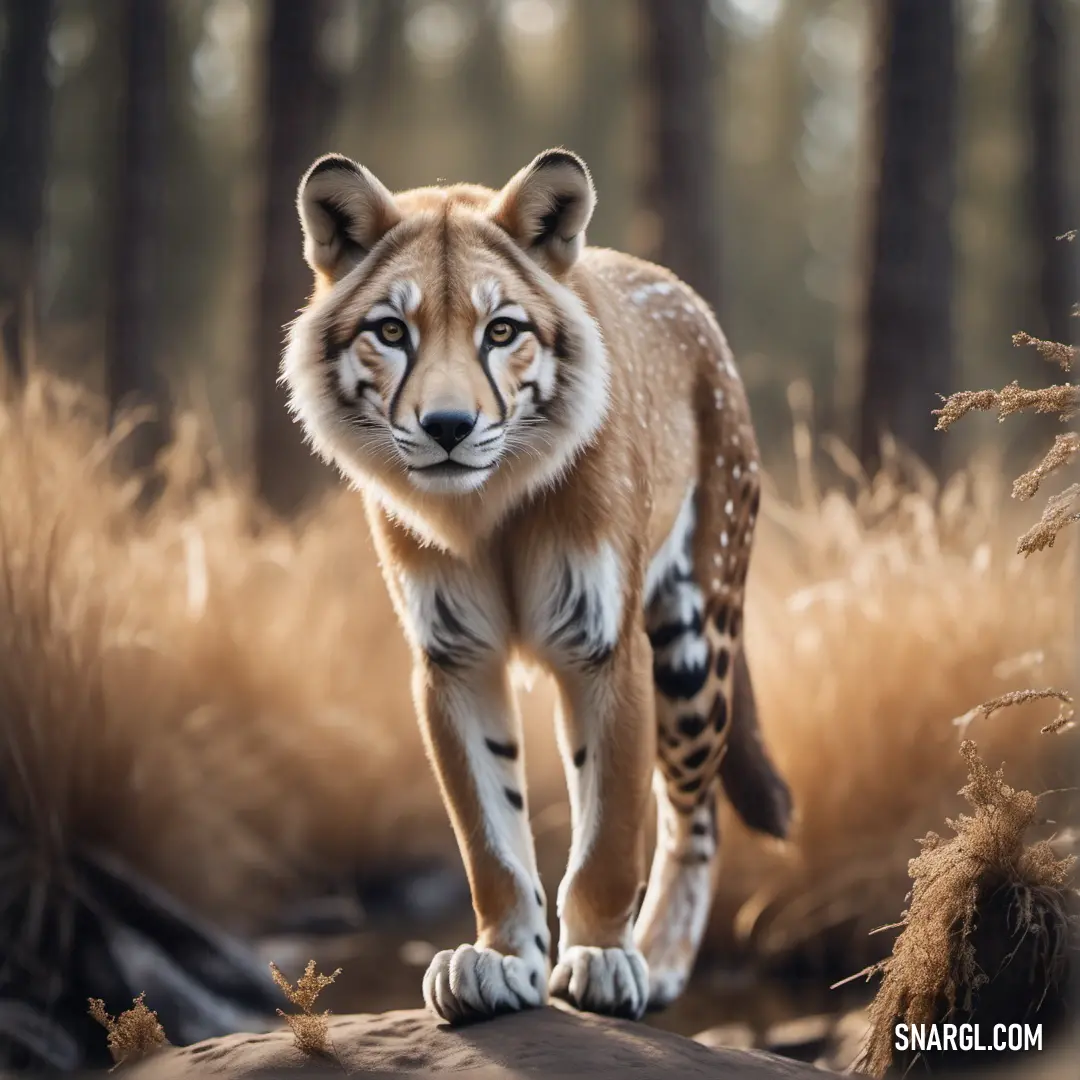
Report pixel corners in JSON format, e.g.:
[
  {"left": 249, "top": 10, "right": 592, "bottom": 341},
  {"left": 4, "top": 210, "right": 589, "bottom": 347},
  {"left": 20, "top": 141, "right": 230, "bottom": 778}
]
[
  {"left": 677, "top": 714, "right": 706, "bottom": 739},
  {"left": 654, "top": 660, "right": 710, "bottom": 701},
  {"left": 715, "top": 648, "right": 730, "bottom": 679},
  {"left": 682, "top": 746, "right": 709, "bottom": 771},
  {"left": 647, "top": 612, "right": 703, "bottom": 650},
  {"left": 573, "top": 746, "right": 587, "bottom": 768},
  {"left": 711, "top": 695, "right": 728, "bottom": 733},
  {"left": 504, "top": 788, "right": 524, "bottom": 811}
]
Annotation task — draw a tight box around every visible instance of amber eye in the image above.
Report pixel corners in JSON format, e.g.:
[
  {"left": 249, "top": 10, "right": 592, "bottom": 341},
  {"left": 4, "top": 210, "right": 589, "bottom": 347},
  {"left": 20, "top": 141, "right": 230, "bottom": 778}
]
[
  {"left": 486, "top": 320, "right": 517, "bottom": 347},
  {"left": 376, "top": 319, "right": 407, "bottom": 347}
]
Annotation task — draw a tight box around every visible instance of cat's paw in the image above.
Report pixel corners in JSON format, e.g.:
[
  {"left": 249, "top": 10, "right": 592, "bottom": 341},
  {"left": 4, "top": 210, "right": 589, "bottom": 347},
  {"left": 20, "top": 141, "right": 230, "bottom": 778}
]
[
  {"left": 422, "top": 943, "right": 546, "bottom": 1025},
  {"left": 549, "top": 946, "right": 649, "bottom": 1021}
]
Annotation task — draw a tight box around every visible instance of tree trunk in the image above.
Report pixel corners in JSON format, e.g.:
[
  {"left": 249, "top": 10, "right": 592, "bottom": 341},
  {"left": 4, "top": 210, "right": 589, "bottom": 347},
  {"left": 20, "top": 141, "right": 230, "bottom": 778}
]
[
  {"left": 639, "top": 0, "right": 722, "bottom": 316},
  {"left": 106, "top": 0, "right": 172, "bottom": 474},
  {"left": 252, "top": 0, "right": 342, "bottom": 516},
  {"left": 856, "top": 0, "right": 958, "bottom": 477},
  {"left": 1028, "top": 0, "right": 1075, "bottom": 348},
  {"left": 0, "top": 0, "right": 54, "bottom": 384}
]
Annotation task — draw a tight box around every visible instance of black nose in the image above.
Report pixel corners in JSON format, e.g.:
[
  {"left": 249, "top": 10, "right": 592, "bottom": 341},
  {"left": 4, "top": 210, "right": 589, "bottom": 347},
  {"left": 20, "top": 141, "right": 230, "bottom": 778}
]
[{"left": 420, "top": 410, "right": 476, "bottom": 453}]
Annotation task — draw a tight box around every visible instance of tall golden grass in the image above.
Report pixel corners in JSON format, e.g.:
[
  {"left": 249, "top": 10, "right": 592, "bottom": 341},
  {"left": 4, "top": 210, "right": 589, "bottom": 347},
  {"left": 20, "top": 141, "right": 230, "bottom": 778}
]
[{"left": 0, "top": 370, "right": 1073, "bottom": 981}]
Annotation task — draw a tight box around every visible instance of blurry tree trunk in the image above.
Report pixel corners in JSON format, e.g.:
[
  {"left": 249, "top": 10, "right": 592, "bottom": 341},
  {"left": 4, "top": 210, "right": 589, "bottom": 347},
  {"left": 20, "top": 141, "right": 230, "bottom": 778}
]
[
  {"left": 1028, "top": 0, "right": 1075, "bottom": 347},
  {"left": 566, "top": 0, "right": 630, "bottom": 249},
  {"left": 462, "top": 0, "right": 514, "bottom": 186},
  {"left": 639, "top": 0, "right": 722, "bottom": 315},
  {"left": 0, "top": 0, "right": 54, "bottom": 384},
  {"left": 252, "top": 0, "right": 341, "bottom": 516},
  {"left": 856, "top": 0, "right": 958, "bottom": 478},
  {"left": 106, "top": 0, "right": 172, "bottom": 474}
]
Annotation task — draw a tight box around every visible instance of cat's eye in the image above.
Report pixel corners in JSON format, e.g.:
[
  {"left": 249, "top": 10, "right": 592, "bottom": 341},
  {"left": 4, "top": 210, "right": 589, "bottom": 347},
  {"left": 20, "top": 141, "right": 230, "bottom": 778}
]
[
  {"left": 486, "top": 320, "right": 517, "bottom": 347},
  {"left": 376, "top": 319, "right": 407, "bottom": 346}
]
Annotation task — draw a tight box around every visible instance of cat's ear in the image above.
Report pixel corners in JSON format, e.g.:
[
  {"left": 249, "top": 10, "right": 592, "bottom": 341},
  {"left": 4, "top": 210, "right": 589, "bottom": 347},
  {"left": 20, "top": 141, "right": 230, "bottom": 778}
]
[
  {"left": 490, "top": 149, "right": 596, "bottom": 276},
  {"left": 297, "top": 155, "right": 401, "bottom": 282}
]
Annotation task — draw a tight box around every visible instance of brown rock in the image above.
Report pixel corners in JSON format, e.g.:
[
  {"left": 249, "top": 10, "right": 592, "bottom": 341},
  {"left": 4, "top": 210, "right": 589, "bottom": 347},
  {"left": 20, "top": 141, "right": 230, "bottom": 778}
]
[
  {"left": 693, "top": 1021, "right": 758, "bottom": 1051},
  {"left": 127, "top": 1003, "right": 826, "bottom": 1078}
]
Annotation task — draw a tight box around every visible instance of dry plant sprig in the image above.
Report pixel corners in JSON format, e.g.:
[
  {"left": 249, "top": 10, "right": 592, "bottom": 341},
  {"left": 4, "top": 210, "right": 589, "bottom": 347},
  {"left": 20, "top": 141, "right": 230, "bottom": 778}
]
[
  {"left": 849, "top": 741, "right": 1076, "bottom": 1077},
  {"left": 933, "top": 381, "right": 1079, "bottom": 431},
  {"left": 1012, "top": 331, "right": 1076, "bottom": 373},
  {"left": 1012, "top": 433, "right": 1080, "bottom": 500},
  {"left": 87, "top": 994, "right": 169, "bottom": 1068},
  {"left": 1017, "top": 482, "right": 1080, "bottom": 555},
  {"left": 952, "top": 687, "right": 1075, "bottom": 737},
  {"left": 270, "top": 960, "right": 343, "bottom": 1060}
]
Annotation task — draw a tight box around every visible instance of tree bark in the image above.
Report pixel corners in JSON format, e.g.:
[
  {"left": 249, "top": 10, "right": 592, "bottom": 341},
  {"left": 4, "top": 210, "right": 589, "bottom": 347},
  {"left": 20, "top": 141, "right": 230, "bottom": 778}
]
[
  {"left": 856, "top": 0, "right": 958, "bottom": 477},
  {"left": 252, "top": 0, "right": 342, "bottom": 516},
  {"left": 0, "top": 0, "right": 54, "bottom": 384},
  {"left": 1028, "top": 0, "right": 1075, "bottom": 349},
  {"left": 106, "top": 0, "right": 172, "bottom": 474},
  {"left": 639, "top": 0, "right": 722, "bottom": 316}
]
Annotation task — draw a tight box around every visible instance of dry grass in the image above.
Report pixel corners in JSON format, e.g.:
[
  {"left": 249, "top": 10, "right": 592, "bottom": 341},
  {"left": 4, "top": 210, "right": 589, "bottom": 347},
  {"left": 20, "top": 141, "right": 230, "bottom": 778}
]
[
  {"left": 0, "top": 368, "right": 1074, "bottom": 988},
  {"left": 87, "top": 994, "right": 169, "bottom": 1067},
  {"left": 706, "top": 416, "right": 1076, "bottom": 968},
  {"left": 851, "top": 741, "right": 1076, "bottom": 1076},
  {"left": 270, "top": 960, "right": 341, "bottom": 1059},
  {"left": 953, "top": 688, "right": 1075, "bottom": 737},
  {"left": 0, "top": 373, "right": 482, "bottom": 936}
]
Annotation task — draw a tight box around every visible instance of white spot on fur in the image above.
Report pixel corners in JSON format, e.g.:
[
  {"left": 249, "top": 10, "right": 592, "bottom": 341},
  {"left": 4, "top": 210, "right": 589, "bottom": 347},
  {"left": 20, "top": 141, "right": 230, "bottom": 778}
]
[
  {"left": 644, "top": 485, "right": 694, "bottom": 607},
  {"left": 629, "top": 280, "right": 674, "bottom": 305},
  {"left": 666, "top": 635, "right": 708, "bottom": 671},
  {"left": 390, "top": 278, "right": 422, "bottom": 316},
  {"left": 335, "top": 347, "right": 378, "bottom": 404},
  {"left": 471, "top": 277, "right": 503, "bottom": 317},
  {"left": 525, "top": 543, "right": 623, "bottom": 665}
]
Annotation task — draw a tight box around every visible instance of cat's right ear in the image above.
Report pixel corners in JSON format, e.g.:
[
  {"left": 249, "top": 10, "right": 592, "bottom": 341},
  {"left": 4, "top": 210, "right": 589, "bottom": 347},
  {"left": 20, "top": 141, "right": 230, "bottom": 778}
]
[{"left": 297, "top": 154, "right": 401, "bottom": 282}]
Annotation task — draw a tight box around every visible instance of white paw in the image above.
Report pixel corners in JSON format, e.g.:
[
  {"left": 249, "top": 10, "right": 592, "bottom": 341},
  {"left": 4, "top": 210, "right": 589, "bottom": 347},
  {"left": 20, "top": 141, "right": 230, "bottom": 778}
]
[
  {"left": 422, "top": 943, "right": 546, "bottom": 1025},
  {"left": 645, "top": 966, "right": 688, "bottom": 1011},
  {"left": 549, "top": 946, "right": 649, "bottom": 1020}
]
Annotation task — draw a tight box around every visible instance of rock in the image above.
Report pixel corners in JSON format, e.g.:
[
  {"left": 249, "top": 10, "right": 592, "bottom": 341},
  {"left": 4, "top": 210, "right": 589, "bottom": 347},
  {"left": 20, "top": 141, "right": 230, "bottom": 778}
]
[
  {"left": 128, "top": 1003, "right": 826, "bottom": 1078},
  {"left": 760, "top": 1014, "right": 834, "bottom": 1061},
  {"left": 693, "top": 1021, "right": 758, "bottom": 1051}
]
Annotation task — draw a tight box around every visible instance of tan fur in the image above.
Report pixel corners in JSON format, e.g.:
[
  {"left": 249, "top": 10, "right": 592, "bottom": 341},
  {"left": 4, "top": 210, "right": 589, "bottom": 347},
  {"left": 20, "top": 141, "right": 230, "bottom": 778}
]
[{"left": 282, "top": 149, "right": 790, "bottom": 1020}]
